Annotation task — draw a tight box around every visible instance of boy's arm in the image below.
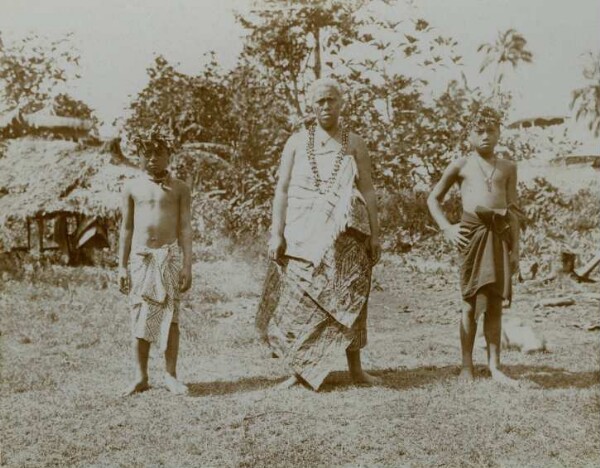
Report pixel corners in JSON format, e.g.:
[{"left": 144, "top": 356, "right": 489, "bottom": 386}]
[
  {"left": 506, "top": 162, "right": 520, "bottom": 272},
  {"left": 179, "top": 182, "right": 193, "bottom": 292},
  {"left": 118, "top": 184, "right": 134, "bottom": 293},
  {"left": 354, "top": 134, "right": 381, "bottom": 264},
  {"left": 269, "top": 134, "right": 295, "bottom": 263},
  {"left": 427, "top": 160, "right": 461, "bottom": 230},
  {"left": 427, "top": 159, "right": 468, "bottom": 248}
]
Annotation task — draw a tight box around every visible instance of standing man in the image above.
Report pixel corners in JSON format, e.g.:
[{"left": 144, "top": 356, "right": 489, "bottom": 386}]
[{"left": 257, "top": 78, "right": 381, "bottom": 391}]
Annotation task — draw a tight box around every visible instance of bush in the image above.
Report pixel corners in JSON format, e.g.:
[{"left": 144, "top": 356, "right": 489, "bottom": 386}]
[
  {"left": 378, "top": 188, "right": 462, "bottom": 253},
  {"left": 518, "top": 177, "right": 600, "bottom": 273}
]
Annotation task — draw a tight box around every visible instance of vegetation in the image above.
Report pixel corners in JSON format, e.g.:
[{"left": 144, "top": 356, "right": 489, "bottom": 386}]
[
  {"left": 571, "top": 51, "right": 600, "bottom": 137},
  {"left": 0, "top": 33, "right": 97, "bottom": 129}
]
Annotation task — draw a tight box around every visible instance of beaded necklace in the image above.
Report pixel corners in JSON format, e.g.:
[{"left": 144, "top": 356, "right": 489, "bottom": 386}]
[
  {"left": 474, "top": 154, "right": 497, "bottom": 192},
  {"left": 306, "top": 124, "right": 348, "bottom": 195}
]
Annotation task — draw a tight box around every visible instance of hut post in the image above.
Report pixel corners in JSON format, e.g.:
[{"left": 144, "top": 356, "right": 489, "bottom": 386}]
[
  {"left": 36, "top": 217, "right": 44, "bottom": 252},
  {"left": 26, "top": 218, "right": 31, "bottom": 250}
]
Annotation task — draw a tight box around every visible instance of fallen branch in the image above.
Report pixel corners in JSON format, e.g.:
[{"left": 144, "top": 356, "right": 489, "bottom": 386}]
[{"left": 535, "top": 297, "right": 575, "bottom": 308}]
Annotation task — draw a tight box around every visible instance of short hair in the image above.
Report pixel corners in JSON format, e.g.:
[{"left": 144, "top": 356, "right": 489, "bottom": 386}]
[
  {"left": 467, "top": 105, "right": 503, "bottom": 131},
  {"left": 308, "top": 78, "right": 344, "bottom": 104},
  {"left": 132, "top": 124, "right": 174, "bottom": 155}
]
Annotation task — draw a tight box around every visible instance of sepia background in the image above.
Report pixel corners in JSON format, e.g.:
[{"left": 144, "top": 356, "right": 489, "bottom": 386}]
[{"left": 1, "top": 1, "right": 599, "bottom": 467}]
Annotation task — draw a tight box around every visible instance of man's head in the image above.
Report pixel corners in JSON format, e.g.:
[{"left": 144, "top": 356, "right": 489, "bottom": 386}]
[
  {"left": 467, "top": 106, "right": 502, "bottom": 155},
  {"left": 308, "top": 78, "right": 344, "bottom": 130},
  {"left": 133, "top": 126, "right": 173, "bottom": 175}
]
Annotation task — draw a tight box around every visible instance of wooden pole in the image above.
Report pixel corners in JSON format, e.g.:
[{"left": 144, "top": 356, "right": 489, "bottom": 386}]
[
  {"left": 575, "top": 251, "right": 600, "bottom": 278},
  {"left": 37, "top": 218, "right": 44, "bottom": 252}
]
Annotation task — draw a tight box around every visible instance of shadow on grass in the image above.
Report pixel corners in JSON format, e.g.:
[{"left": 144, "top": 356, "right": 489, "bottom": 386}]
[
  {"left": 504, "top": 364, "right": 600, "bottom": 389},
  {"left": 320, "top": 365, "right": 459, "bottom": 392},
  {"left": 187, "top": 375, "right": 285, "bottom": 397},
  {"left": 185, "top": 365, "right": 599, "bottom": 396},
  {"left": 320, "top": 364, "right": 600, "bottom": 392}
]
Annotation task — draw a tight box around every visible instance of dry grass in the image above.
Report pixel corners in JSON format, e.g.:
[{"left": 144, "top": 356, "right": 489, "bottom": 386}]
[{"left": 1, "top": 253, "right": 599, "bottom": 467}]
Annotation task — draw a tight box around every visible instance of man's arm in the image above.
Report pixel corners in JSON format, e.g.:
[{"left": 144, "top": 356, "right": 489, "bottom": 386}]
[
  {"left": 269, "top": 134, "right": 295, "bottom": 263},
  {"left": 178, "top": 182, "right": 193, "bottom": 292},
  {"left": 118, "top": 183, "right": 134, "bottom": 293},
  {"left": 354, "top": 134, "right": 381, "bottom": 263},
  {"left": 506, "top": 162, "right": 520, "bottom": 273},
  {"left": 427, "top": 159, "right": 468, "bottom": 248}
]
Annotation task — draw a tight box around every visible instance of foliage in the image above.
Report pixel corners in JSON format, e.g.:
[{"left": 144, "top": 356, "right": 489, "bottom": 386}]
[
  {"left": 477, "top": 29, "right": 533, "bottom": 97},
  {"left": 518, "top": 177, "right": 600, "bottom": 271},
  {"left": 237, "top": 0, "right": 370, "bottom": 116},
  {"left": 0, "top": 33, "right": 82, "bottom": 113},
  {"left": 51, "top": 92, "right": 98, "bottom": 124},
  {"left": 121, "top": 0, "right": 592, "bottom": 264},
  {"left": 570, "top": 51, "right": 600, "bottom": 137},
  {"left": 499, "top": 126, "right": 581, "bottom": 161},
  {"left": 124, "top": 54, "right": 234, "bottom": 149}
]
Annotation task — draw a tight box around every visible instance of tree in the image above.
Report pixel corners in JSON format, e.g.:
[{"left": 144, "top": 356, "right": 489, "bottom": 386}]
[
  {"left": 123, "top": 0, "right": 469, "bottom": 239},
  {"left": 124, "top": 54, "right": 234, "bottom": 147},
  {"left": 571, "top": 51, "right": 600, "bottom": 137},
  {"left": 238, "top": 0, "right": 371, "bottom": 117},
  {"left": 478, "top": 29, "right": 533, "bottom": 97},
  {"left": 0, "top": 33, "right": 83, "bottom": 114}
]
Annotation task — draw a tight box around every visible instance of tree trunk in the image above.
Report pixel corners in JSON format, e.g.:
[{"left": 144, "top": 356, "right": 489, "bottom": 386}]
[{"left": 313, "top": 24, "right": 321, "bottom": 79}]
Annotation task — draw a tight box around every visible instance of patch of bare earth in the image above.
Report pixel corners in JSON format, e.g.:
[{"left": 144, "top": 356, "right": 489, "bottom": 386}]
[{"left": 1, "top": 254, "right": 598, "bottom": 467}]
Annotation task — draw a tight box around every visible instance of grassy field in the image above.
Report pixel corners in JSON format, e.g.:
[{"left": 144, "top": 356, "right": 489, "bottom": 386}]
[{"left": 1, "top": 251, "right": 599, "bottom": 467}]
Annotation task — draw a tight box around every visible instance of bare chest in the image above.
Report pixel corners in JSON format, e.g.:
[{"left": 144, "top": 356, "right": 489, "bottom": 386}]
[
  {"left": 131, "top": 182, "right": 179, "bottom": 209},
  {"left": 459, "top": 158, "right": 509, "bottom": 192}
]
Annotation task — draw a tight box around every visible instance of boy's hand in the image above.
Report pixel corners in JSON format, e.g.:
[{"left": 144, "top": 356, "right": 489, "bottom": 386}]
[
  {"left": 268, "top": 235, "right": 286, "bottom": 265},
  {"left": 510, "top": 251, "right": 520, "bottom": 276},
  {"left": 118, "top": 267, "right": 130, "bottom": 294},
  {"left": 179, "top": 266, "right": 192, "bottom": 292},
  {"left": 442, "top": 223, "right": 469, "bottom": 249},
  {"left": 368, "top": 237, "right": 381, "bottom": 265}
]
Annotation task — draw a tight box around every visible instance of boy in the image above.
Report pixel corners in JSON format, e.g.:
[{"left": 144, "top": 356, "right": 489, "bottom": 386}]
[
  {"left": 118, "top": 129, "right": 192, "bottom": 396},
  {"left": 427, "top": 106, "right": 520, "bottom": 386}
]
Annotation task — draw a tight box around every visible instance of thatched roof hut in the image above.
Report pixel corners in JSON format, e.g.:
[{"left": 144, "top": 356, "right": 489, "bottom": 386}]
[{"left": 0, "top": 137, "right": 141, "bottom": 252}]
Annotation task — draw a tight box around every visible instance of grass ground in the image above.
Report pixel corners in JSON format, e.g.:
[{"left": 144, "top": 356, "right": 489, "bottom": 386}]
[{"left": 1, "top": 252, "right": 599, "bottom": 467}]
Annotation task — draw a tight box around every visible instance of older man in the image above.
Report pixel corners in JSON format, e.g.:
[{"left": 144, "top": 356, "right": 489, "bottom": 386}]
[{"left": 256, "top": 78, "right": 381, "bottom": 390}]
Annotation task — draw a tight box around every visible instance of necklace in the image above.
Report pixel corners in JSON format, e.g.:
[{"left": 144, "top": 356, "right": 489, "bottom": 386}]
[
  {"left": 474, "top": 154, "right": 497, "bottom": 192},
  {"left": 306, "top": 124, "right": 348, "bottom": 195}
]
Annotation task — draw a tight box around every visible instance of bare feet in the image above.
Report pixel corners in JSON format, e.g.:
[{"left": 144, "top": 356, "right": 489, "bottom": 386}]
[
  {"left": 164, "top": 374, "right": 188, "bottom": 395},
  {"left": 490, "top": 368, "right": 520, "bottom": 387},
  {"left": 277, "top": 375, "right": 301, "bottom": 390},
  {"left": 458, "top": 367, "right": 475, "bottom": 383},
  {"left": 121, "top": 379, "right": 150, "bottom": 397},
  {"left": 350, "top": 371, "right": 381, "bottom": 386}
]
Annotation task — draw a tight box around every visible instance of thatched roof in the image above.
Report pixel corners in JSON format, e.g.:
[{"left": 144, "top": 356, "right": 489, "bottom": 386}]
[{"left": 0, "top": 137, "right": 141, "bottom": 223}]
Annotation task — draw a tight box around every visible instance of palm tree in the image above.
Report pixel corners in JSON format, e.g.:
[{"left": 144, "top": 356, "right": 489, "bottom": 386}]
[
  {"left": 570, "top": 51, "right": 600, "bottom": 137},
  {"left": 478, "top": 29, "right": 533, "bottom": 97}
]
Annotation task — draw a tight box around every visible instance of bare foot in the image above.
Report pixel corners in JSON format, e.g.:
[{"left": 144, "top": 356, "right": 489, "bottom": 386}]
[
  {"left": 458, "top": 367, "right": 475, "bottom": 383},
  {"left": 164, "top": 374, "right": 188, "bottom": 395},
  {"left": 121, "top": 379, "right": 150, "bottom": 397},
  {"left": 351, "top": 371, "right": 381, "bottom": 386},
  {"left": 277, "top": 375, "right": 301, "bottom": 390},
  {"left": 490, "top": 368, "right": 520, "bottom": 387}
]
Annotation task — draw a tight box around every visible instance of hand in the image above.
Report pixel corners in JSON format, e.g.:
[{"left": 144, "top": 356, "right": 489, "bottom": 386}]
[
  {"left": 268, "top": 235, "right": 286, "bottom": 265},
  {"left": 179, "top": 266, "right": 192, "bottom": 292},
  {"left": 442, "top": 223, "right": 469, "bottom": 249},
  {"left": 368, "top": 237, "right": 381, "bottom": 265},
  {"left": 118, "top": 267, "right": 129, "bottom": 294},
  {"left": 510, "top": 251, "right": 520, "bottom": 276}
]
